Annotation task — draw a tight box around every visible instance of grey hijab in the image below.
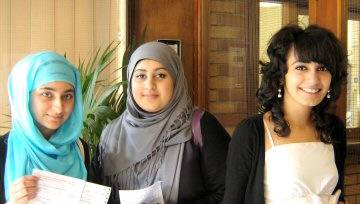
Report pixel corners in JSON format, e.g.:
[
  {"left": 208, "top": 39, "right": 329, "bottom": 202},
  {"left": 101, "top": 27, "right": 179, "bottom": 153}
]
[{"left": 99, "top": 42, "right": 193, "bottom": 203}]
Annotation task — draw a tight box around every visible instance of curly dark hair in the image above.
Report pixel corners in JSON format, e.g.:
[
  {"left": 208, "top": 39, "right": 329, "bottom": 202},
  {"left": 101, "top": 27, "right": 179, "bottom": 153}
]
[{"left": 256, "top": 24, "right": 348, "bottom": 143}]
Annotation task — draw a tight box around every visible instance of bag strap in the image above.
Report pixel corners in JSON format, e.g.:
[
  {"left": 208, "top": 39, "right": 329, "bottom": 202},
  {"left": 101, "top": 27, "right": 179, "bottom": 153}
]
[{"left": 192, "top": 108, "right": 205, "bottom": 148}]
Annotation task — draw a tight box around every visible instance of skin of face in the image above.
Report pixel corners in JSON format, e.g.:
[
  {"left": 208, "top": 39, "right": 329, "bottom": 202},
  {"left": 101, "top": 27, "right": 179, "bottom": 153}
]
[
  {"left": 283, "top": 47, "right": 332, "bottom": 110},
  {"left": 131, "top": 59, "right": 174, "bottom": 113},
  {"left": 30, "top": 81, "right": 75, "bottom": 138}
]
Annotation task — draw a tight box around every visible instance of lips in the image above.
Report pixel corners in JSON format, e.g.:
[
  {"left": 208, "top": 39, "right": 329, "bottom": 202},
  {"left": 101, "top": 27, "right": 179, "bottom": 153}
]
[
  {"left": 47, "top": 115, "right": 63, "bottom": 123},
  {"left": 300, "top": 87, "right": 321, "bottom": 94},
  {"left": 143, "top": 94, "right": 159, "bottom": 99}
]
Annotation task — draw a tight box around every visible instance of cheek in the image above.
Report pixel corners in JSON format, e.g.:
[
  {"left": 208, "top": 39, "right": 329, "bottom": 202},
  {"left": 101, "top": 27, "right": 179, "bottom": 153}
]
[
  {"left": 163, "top": 81, "right": 174, "bottom": 100},
  {"left": 324, "top": 75, "right": 332, "bottom": 87},
  {"left": 66, "top": 100, "right": 75, "bottom": 112},
  {"left": 30, "top": 97, "right": 43, "bottom": 117},
  {"left": 131, "top": 83, "right": 142, "bottom": 105}
]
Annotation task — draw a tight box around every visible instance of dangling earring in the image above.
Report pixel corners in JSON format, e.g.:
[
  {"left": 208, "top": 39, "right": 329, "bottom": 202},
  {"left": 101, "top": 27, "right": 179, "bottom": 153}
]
[
  {"left": 327, "top": 90, "right": 331, "bottom": 99},
  {"left": 277, "top": 88, "right": 282, "bottom": 98}
]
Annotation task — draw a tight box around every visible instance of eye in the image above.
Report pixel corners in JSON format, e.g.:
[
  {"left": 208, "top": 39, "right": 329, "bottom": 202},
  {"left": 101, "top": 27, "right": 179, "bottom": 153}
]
[
  {"left": 135, "top": 74, "right": 146, "bottom": 80},
  {"left": 317, "top": 66, "right": 328, "bottom": 72},
  {"left": 295, "top": 65, "right": 307, "bottom": 71},
  {"left": 156, "top": 73, "right": 166, "bottom": 79},
  {"left": 63, "top": 93, "right": 74, "bottom": 100},
  {"left": 41, "top": 91, "right": 52, "bottom": 98}
]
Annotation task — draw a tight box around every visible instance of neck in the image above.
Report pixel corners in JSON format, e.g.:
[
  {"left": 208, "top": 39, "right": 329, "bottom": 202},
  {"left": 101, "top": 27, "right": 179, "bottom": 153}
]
[
  {"left": 282, "top": 100, "right": 313, "bottom": 128},
  {"left": 36, "top": 123, "right": 55, "bottom": 140}
]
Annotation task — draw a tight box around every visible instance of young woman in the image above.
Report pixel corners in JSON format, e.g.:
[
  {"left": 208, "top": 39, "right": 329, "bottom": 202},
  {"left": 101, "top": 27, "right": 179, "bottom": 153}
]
[
  {"left": 91, "top": 42, "right": 230, "bottom": 204},
  {"left": 223, "top": 25, "right": 347, "bottom": 204},
  {"left": 0, "top": 51, "right": 89, "bottom": 203}
]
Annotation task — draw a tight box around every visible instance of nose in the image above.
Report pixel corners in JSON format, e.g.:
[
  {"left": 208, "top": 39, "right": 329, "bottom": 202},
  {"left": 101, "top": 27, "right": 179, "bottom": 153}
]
[
  {"left": 144, "top": 77, "right": 156, "bottom": 90},
  {"left": 52, "top": 98, "right": 64, "bottom": 114},
  {"left": 307, "top": 68, "right": 320, "bottom": 85}
]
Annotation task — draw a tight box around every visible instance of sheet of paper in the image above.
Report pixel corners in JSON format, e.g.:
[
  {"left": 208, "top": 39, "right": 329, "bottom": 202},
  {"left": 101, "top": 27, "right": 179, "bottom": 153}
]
[
  {"left": 29, "top": 169, "right": 84, "bottom": 204},
  {"left": 119, "top": 181, "right": 164, "bottom": 204},
  {"left": 80, "top": 182, "right": 111, "bottom": 204},
  {"left": 28, "top": 169, "right": 111, "bottom": 204}
]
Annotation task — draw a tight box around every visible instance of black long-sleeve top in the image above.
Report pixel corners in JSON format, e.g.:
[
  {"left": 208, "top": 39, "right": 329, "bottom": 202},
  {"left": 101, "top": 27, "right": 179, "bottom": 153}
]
[
  {"left": 90, "top": 111, "right": 231, "bottom": 204},
  {"left": 222, "top": 114, "right": 347, "bottom": 204}
]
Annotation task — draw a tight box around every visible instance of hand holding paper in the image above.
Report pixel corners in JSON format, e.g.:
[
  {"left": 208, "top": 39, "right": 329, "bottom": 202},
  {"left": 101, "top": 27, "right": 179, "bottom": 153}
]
[{"left": 28, "top": 169, "right": 111, "bottom": 204}]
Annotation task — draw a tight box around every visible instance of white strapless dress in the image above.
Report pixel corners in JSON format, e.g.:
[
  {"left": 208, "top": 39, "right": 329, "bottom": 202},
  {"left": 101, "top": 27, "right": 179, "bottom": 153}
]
[{"left": 264, "top": 142, "right": 340, "bottom": 204}]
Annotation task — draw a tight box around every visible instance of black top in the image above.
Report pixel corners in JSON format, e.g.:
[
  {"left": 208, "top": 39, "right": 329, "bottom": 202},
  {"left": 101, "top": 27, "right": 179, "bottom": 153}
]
[
  {"left": 222, "top": 114, "right": 347, "bottom": 204},
  {"left": 0, "top": 133, "right": 91, "bottom": 204},
  {"left": 90, "top": 111, "right": 231, "bottom": 204}
]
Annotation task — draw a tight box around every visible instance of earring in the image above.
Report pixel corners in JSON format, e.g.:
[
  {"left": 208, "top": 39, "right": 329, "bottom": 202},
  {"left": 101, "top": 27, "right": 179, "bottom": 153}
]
[
  {"left": 277, "top": 88, "right": 282, "bottom": 98},
  {"left": 327, "top": 90, "right": 331, "bottom": 99}
]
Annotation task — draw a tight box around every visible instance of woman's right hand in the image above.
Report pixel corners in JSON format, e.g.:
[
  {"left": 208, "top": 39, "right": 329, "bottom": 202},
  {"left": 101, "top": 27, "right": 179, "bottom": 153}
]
[{"left": 8, "top": 176, "right": 39, "bottom": 204}]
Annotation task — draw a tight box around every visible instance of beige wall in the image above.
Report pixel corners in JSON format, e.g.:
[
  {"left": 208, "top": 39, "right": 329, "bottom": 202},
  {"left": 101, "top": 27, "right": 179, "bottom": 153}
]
[{"left": 0, "top": 0, "right": 120, "bottom": 134}]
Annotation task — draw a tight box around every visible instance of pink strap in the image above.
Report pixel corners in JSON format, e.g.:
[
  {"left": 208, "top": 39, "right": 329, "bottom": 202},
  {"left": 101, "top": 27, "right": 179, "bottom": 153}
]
[{"left": 192, "top": 108, "right": 205, "bottom": 148}]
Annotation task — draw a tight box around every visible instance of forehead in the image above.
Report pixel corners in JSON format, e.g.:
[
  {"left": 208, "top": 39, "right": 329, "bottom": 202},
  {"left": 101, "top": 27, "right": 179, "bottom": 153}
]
[
  {"left": 134, "top": 59, "right": 167, "bottom": 71},
  {"left": 37, "top": 81, "right": 74, "bottom": 91}
]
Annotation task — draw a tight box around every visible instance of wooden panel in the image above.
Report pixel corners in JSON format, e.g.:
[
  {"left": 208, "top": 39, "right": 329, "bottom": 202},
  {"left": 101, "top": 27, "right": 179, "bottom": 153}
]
[
  {"left": 245, "top": 0, "right": 259, "bottom": 116},
  {"left": 11, "top": 0, "right": 31, "bottom": 64},
  {"left": 75, "top": 0, "right": 94, "bottom": 60},
  {"left": 194, "top": 0, "right": 208, "bottom": 108},
  {"left": 31, "top": 0, "right": 55, "bottom": 51},
  {"left": 0, "top": 0, "right": 11, "bottom": 134},
  {"left": 55, "top": 0, "right": 75, "bottom": 62},
  {"left": 282, "top": 2, "right": 298, "bottom": 25},
  {"left": 132, "top": 0, "right": 195, "bottom": 99}
]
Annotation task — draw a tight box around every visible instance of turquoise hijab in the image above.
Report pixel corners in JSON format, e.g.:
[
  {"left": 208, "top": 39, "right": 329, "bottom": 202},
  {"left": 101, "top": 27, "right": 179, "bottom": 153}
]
[{"left": 4, "top": 51, "right": 87, "bottom": 200}]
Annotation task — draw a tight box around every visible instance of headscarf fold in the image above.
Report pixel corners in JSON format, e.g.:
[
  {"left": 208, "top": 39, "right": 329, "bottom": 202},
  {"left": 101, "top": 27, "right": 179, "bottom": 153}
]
[
  {"left": 99, "top": 42, "right": 193, "bottom": 203},
  {"left": 4, "top": 51, "right": 87, "bottom": 200}
]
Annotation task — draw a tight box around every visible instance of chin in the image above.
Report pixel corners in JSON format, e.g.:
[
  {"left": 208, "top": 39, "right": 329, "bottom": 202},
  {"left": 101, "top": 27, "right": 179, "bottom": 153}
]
[{"left": 301, "top": 101, "right": 323, "bottom": 107}]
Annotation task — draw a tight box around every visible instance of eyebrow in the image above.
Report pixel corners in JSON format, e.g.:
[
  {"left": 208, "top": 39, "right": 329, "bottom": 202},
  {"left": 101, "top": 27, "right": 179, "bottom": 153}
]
[
  {"left": 289, "top": 60, "right": 302, "bottom": 66},
  {"left": 134, "top": 67, "right": 167, "bottom": 72},
  {"left": 40, "top": 87, "right": 75, "bottom": 93}
]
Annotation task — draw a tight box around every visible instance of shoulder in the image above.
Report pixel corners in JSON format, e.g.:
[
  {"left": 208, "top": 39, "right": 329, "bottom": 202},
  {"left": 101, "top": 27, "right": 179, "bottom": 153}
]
[
  {"left": 197, "top": 111, "right": 230, "bottom": 148},
  {"left": 99, "top": 114, "right": 124, "bottom": 145},
  {"left": 0, "top": 133, "right": 8, "bottom": 151},
  {"left": 233, "top": 114, "right": 264, "bottom": 138},
  {"left": 0, "top": 133, "right": 8, "bottom": 166},
  {"left": 200, "top": 111, "right": 221, "bottom": 126},
  {"left": 78, "top": 137, "right": 91, "bottom": 172},
  {"left": 199, "top": 111, "right": 230, "bottom": 137},
  {"left": 231, "top": 114, "right": 264, "bottom": 146},
  {"left": 79, "top": 137, "right": 89, "bottom": 149}
]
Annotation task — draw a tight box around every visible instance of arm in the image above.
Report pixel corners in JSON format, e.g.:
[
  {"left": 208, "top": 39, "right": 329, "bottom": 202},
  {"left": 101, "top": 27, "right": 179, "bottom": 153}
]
[
  {"left": 192, "top": 112, "right": 230, "bottom": 204},
  {"left": 332, "top": 115, "right": 347, "bottom": 203},
  {"left": 222, "top": 119, "right": 257, "bottom": 204}
]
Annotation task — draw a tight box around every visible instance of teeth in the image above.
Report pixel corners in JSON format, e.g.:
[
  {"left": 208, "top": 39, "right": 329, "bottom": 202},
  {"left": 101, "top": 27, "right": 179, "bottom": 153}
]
[{"left": 302, "top": 88, "right": 319, "bottom": 93}]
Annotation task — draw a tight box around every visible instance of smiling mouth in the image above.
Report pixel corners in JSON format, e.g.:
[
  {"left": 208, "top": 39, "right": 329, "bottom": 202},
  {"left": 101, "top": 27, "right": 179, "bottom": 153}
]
[{"left": 300, "top": 88, "right": 321, "bottom": 94}]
